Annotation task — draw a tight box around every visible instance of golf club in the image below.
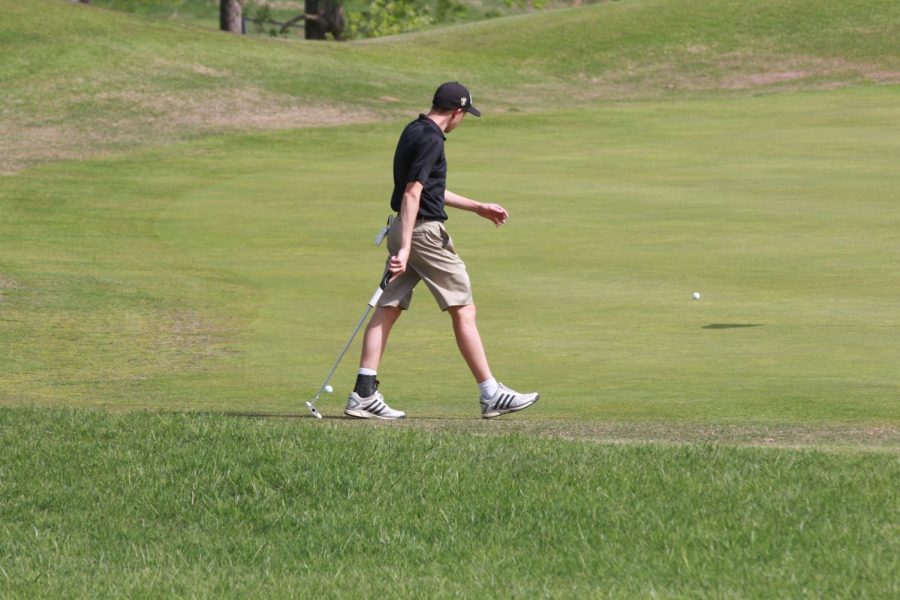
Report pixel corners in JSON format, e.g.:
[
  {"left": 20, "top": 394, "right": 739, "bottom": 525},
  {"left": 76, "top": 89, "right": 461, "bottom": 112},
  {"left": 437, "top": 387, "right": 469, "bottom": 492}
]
[{"left": 306, "top": 269, "right": 392, "bottom": 419}]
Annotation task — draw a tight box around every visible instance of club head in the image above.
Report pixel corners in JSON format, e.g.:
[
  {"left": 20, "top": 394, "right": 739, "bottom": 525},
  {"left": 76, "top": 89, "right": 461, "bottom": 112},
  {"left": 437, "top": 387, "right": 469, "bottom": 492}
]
[{"left": 305, "top": 402, "right": 323, "bottom": 419}]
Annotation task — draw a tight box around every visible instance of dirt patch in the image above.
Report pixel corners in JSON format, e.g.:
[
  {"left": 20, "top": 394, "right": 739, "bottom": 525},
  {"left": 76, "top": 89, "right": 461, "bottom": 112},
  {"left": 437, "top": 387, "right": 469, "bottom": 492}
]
[
  {"left": 152, "top": 309, "right": 242, "bottom": 371},
  {"left": 0, "top": 274, "right": 24, "bottom": 302},
  {"left": 1, "top": 86, "right": 377, "bottom": 175},
  {"left": 367, "top": 418, "right": 900, "bottom": 453},
  {"left": 0, "top": 274, "right": 23, "bottom": 290},
  {"left": 571, "top": 52, "right": 897, "bottom": 101},
  {"left": 216, "top": 413, "right": 900, "bottom": 453},
  {"left": 866, "top": 71, "right": 900, "bottom": 83},
  {"left": 137, "top": 87, "right": 374, "bottom": 130},
  {"left": 0, "top": 124, "right": 83, "bottom": 175},
  {"left": 188, "top": 63, "right": 228, "bottom": 78},
  {"left": 723, "top": 71, "right": 809, "bottom": 89}
]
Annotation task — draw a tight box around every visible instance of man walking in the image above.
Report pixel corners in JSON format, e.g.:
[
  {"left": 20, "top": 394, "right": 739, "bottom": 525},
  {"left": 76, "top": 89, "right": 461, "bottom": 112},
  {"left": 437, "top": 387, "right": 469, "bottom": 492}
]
[{"left": 346, "top": 82, "right": 539, "bottom": 420}]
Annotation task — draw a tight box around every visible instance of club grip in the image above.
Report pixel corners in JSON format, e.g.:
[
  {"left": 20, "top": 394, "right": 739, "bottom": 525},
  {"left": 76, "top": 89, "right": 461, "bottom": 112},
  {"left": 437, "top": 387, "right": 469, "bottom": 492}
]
[
  {"left": 367, "top": 270, "right": 391, "bottom": 307},
  {"left": 367, "top": 286, "right": 383, "bottom": 307}
]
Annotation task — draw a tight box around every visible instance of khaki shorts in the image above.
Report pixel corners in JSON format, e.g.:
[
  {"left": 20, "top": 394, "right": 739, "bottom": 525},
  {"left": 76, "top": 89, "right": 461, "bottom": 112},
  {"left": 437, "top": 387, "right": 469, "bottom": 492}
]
[{"left": 378, "top": 219, "right": 473, "bottom": 311}]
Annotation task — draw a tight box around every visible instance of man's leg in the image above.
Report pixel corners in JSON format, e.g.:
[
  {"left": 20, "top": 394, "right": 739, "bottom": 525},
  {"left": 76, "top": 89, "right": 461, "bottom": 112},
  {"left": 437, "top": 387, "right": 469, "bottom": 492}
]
[
  {"left": 360, "top": 305, "right": 402, "bottom": 372},
  {"left": 345, "top": 305, "right": 406, "bottom": 420},
  {"left": 449, "top": 303, "right": 540, "bottom": 418},
  {"left": 448, "top": 304, "right": 492, "bottom": 383}
]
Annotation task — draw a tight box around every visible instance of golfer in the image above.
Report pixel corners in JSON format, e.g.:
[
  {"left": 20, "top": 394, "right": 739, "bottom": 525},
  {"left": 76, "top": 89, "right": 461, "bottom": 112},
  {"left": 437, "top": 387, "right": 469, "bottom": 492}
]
[{"left": 346, "top": 81, "right": 540, "bottom": 420}]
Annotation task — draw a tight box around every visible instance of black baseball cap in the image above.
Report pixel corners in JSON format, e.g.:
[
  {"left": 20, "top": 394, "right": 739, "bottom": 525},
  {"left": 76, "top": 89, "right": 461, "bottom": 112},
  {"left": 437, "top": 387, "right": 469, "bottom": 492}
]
[{"left": 432, "top": 81, "right": 481, "bottom": 117}]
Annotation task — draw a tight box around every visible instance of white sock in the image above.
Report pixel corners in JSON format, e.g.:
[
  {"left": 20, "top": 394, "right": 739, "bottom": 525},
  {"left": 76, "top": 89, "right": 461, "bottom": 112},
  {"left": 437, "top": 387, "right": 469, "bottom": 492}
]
[
  {"left": 358, "top": 368, "right": 377, "bottom": 376},
  {"left": 478, "top": 378, "right": 499, "bottom": 399}
]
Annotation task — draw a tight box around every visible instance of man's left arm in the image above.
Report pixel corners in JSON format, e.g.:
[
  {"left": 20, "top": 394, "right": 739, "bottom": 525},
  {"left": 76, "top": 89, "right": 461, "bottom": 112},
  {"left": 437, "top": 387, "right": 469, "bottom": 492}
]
[{"left": 444, "top": 190, "right": 509, "bottom": 227}]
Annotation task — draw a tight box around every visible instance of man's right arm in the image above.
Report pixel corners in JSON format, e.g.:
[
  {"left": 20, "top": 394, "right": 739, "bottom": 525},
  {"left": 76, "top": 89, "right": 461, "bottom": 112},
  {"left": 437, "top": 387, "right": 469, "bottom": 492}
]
[{"left": 389, "top": 181, "right": 423, "bottom": 279}]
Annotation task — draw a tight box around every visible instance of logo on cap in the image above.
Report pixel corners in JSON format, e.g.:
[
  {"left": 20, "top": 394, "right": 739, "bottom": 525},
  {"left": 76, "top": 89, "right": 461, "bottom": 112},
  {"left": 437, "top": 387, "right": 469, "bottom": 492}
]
[{"left": 433, "top": 81, "right": 481, "bottom": 117}]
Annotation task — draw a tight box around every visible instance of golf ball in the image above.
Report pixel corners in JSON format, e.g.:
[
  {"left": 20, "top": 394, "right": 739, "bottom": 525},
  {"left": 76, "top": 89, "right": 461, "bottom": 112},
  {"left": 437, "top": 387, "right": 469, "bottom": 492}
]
[
  {"left": 692, "top": 292, "right": 701, "bottom": 300},
  {"left": 324, "top": 385, "right": 333, "bottom": 393}
]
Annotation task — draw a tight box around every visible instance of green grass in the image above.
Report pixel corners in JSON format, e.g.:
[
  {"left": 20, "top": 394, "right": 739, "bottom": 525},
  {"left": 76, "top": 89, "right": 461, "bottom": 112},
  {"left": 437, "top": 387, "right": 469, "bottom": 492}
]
[
  {"left": 3, "top": 0, "right": 900, "bottom": 596},
  {"left": 3, "top": 0, "right": 899, "bottom": 172},
  {"left": 1, "top": 408, "right": 897, "bottom": 598},
  {"left": 3, "top": 88, "right": 899, "bottom": 423}
]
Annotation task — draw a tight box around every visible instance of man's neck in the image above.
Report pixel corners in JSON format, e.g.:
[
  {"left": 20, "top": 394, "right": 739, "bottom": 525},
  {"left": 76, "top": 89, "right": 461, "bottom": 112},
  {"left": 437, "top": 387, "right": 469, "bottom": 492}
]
[{"left": 426, "top": 111, "right": 452, "bottom": 133}]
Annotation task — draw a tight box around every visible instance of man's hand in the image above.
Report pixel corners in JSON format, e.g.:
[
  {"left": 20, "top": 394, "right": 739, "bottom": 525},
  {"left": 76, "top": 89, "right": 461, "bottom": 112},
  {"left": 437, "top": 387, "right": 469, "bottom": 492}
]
[
  {"left": 476, "top": 203, "right": 509, "bottom": 227},
  {"left": 389, "top": 247, "right": 410, "bottom": 281}
]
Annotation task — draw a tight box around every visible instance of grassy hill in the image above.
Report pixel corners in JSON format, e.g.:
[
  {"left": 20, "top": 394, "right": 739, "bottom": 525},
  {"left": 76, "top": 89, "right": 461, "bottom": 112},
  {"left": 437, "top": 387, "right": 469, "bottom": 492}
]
[{"left": 2, "top": 0, "right": 899, "bottom": 173}]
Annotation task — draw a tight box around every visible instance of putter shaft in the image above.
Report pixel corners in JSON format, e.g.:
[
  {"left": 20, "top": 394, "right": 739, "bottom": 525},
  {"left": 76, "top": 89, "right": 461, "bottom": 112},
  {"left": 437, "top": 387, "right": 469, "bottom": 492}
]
[
  {"left": 310, "top": 303, "right": 374, "bottom": 406},
  {"left": 307, "top": 272, "right": 389, "bottom": 416}
]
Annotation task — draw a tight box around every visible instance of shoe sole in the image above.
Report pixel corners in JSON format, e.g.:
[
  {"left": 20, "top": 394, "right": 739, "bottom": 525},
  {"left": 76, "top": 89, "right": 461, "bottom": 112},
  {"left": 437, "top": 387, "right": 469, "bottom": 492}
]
[
  {"left": 481, "top": 394, "right": 539, "bottom": 419},
  {"left": 345, "top": 409, "right": 406, "bottom": 420}
]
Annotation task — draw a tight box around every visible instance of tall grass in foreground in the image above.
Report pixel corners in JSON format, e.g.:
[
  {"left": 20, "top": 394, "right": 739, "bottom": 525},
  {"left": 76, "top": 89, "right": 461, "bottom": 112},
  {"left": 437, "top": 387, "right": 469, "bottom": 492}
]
[{"left": 1, "top": 408, "right": 896, "bottom": 598}]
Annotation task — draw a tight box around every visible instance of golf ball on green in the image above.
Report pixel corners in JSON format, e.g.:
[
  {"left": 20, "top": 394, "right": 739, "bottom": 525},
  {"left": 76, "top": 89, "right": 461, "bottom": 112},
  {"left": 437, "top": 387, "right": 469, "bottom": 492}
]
[
  {"left": 324, "top": 385, "right": 334, "bottom": 393},
  {"left": 692, "top": 292, "right": 701, "bottom": 300}
]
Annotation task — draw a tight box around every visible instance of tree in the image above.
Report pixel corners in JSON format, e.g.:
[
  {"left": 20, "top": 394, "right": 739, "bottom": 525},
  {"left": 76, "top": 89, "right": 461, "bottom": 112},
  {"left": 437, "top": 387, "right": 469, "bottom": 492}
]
[
  {"left": 305, "top": 0, "right": 346, "bottom": 41},
  {"left": 220, "top": 0, "right": 243, "bottom": 34},
  {"left": 281, "top": 1, "right": 346, "bottom": 41},
  {"left": 346, "top": 0, "right": 432, "bottom": 39}
]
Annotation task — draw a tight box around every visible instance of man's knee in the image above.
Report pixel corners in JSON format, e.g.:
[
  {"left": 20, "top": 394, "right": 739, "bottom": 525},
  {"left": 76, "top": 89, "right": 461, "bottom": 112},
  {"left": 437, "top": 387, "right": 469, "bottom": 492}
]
[
  {"left": 381, "top": 305, "right": 403, "bottom": 318},
  {"left": 369, "top": 305, "right": 403, "bottom": 329},
  {"left": 448, "top": 303, "right": 477, "bottom": 322}
]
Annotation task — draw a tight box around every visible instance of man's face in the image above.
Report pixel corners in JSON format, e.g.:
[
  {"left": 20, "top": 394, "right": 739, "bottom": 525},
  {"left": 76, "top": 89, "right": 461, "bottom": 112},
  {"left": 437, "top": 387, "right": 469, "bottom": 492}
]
[{"left": 445, "top": 109, "right": 466, "bottom": 132}]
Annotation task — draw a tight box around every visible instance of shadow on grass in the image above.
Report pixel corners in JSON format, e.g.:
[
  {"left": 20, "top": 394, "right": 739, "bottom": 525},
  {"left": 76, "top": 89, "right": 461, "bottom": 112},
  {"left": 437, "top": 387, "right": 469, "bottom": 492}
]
[{"left": 703, "top": 323, "right": 764, "bottom": 330}]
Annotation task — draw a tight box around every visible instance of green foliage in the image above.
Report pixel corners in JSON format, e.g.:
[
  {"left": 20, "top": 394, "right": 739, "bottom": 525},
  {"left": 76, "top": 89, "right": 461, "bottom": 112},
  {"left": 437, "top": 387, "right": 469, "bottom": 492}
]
[
  {"left": 343, "top": 0, "right": 522, "bottom": 38},
  {"left": 244, "top": 1, "right": 285, "bottom": 37},
  {"left": 503, "top": 0, "right": 548, "bottom": 9},
  {"left": 435, "top": 0, "right": 468, "bottom": 22},
  {"left": 84, "top": 0, "right": 535, "bottom": 38},
  {"left": 345, "top": 0, "right": 434, "bottom": 39}
]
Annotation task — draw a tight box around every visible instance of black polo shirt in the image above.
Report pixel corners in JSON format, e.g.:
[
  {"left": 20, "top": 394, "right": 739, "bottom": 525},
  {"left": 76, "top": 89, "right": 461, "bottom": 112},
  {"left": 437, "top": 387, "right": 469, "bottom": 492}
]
[{"left": 390, "top": 115, "right": 448, "bottom": 222}]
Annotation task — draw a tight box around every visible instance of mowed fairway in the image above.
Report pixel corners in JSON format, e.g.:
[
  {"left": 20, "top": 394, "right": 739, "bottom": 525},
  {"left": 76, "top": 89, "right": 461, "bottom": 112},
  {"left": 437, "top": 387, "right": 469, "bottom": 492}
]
[
  {"left": 2, "top": 0, "right": 900, "bottom": 597},
  {"left": 3, "top": 89, "right": 899, "bottom": 423}
]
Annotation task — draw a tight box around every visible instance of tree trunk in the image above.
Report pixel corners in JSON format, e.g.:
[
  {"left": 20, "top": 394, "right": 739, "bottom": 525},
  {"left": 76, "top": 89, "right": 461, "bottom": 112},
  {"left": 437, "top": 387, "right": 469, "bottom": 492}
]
[
  {"left": 220, "top": 0, "right": 243, "bottom": 34},
  {"left": 305, "top": 0, "right": 325, "bottom": 40}
]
